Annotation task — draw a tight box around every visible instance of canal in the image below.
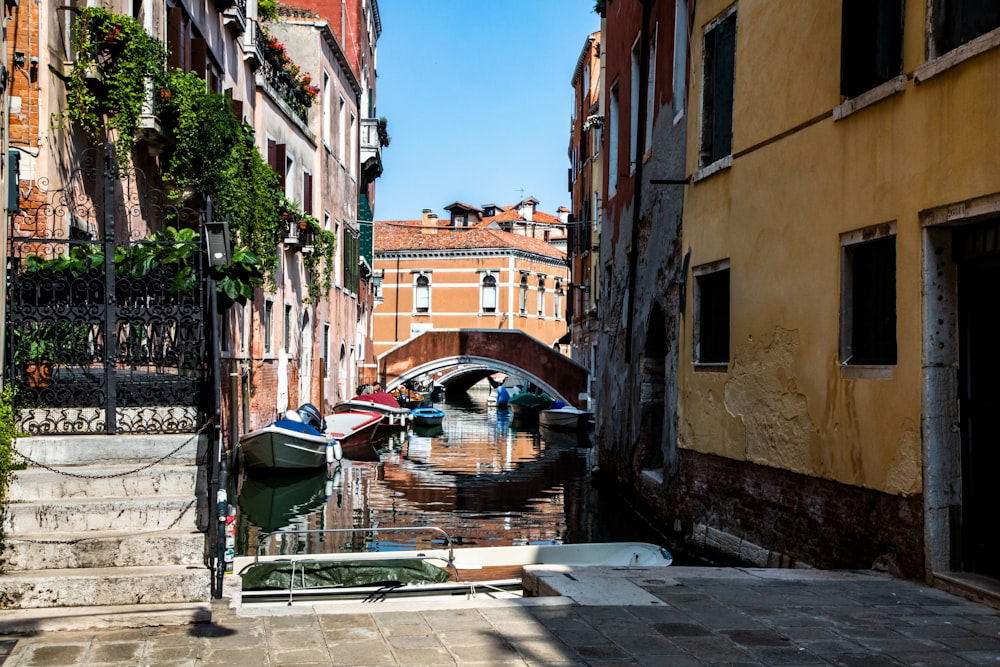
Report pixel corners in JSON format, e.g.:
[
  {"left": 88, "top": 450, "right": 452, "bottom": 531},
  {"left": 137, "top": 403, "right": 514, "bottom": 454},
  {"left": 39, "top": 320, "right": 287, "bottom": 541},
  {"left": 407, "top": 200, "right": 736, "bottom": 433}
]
[{"left": 235, "top": 384, "right": 669, "bottom": 559}]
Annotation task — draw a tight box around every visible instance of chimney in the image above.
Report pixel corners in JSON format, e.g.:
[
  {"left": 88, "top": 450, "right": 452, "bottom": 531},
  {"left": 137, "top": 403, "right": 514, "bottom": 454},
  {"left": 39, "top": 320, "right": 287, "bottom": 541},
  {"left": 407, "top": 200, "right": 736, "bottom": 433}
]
[
  {"left": 557, "top": 206, "right": 570, "bottom": 224},
  {"left": 421, "top": 209, "right": 438, "bottom": 235}
]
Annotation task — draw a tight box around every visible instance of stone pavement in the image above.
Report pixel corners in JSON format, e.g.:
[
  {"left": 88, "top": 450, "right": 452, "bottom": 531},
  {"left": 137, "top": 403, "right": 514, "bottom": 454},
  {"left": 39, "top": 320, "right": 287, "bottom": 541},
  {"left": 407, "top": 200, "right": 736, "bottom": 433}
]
[{"left": 2, "top": 566, "right": 1000, "bottom": 666}]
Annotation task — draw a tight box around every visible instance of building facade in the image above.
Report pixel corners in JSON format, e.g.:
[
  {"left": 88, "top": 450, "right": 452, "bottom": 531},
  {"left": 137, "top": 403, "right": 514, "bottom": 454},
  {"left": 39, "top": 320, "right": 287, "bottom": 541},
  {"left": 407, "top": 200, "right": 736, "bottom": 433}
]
[
  {"left": 373, "top": 208, "right": 570, "bottom": 361},
  {"left": 592, "top": 0, "right": 688, "bottom": 526},
  {"left": 6, "top": 0, "right": 379, "bottom": 437},
  {"left": 599, "top": 0, "right": 1000, "bottom": 583},
  {"left": 567, "top": 30, "right": 603, "bottom": 397}
]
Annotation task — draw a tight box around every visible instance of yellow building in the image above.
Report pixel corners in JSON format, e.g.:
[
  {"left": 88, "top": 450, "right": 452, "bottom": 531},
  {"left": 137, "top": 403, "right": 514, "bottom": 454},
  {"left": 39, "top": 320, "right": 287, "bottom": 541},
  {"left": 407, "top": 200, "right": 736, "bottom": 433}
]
[
  {"left": 373, "top": 209, "right": 570, "bottom": 361},
  {"left": 667, "top": 1, "right": 1000, "bottom": 582}
]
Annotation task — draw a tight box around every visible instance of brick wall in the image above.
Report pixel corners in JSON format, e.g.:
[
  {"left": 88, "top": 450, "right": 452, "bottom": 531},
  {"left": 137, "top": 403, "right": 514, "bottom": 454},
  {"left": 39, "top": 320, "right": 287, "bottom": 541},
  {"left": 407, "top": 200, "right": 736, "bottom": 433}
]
[{"left": 628, "top": 449, "right": 924, "bottom": 578}]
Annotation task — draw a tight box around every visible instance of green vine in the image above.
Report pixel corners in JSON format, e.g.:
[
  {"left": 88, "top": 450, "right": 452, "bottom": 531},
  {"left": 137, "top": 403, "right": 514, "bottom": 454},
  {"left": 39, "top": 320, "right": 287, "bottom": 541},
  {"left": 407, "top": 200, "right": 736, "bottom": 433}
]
[
  {"left": 60, "top": 8, "right": 331, "bottom": 305},
  {"left": 0, "top": 384, "right": 18, "bottom": 572},
  {"left": 65, "top": 7, "right": 167, "bottom": 163},
  {"left": 301, "top": 215, "right": 338, "bottom": 295}
]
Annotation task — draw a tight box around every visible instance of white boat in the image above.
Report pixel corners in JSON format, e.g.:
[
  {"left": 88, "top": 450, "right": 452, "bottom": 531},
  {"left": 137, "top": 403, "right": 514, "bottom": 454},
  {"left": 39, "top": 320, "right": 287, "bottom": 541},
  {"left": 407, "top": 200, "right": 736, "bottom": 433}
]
[
  {"left": 235, "top": 526, "right": 672, "bottom": 604},
  {"left": 538, "top": 406, "right": 592, "bottom": 432}
]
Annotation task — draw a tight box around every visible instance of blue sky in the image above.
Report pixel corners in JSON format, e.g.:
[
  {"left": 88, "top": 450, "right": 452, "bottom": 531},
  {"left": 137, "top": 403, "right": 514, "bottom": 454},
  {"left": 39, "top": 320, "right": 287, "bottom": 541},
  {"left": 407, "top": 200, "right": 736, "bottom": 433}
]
[{"left": 373, "top": 0, "right": 601, "bottom": 221}]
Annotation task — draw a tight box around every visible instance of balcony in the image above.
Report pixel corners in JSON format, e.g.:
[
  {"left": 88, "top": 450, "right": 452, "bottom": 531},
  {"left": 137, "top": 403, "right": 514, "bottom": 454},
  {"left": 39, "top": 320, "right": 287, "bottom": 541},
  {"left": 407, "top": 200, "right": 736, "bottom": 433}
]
[
  {"left": 283, "top": 214, "right": 313, "bottom": 249},
  {"left": 223, "top": 0, "right": 247, "bottom": 35},
  {"left": 360, "top": 118, "right": 384, "bottom": 181},
  {"left": 256, "top": 33, "right": 312, "bottom": 124},
  {"left": 243, "top": 21, "right": 265, "bottom": 69}
]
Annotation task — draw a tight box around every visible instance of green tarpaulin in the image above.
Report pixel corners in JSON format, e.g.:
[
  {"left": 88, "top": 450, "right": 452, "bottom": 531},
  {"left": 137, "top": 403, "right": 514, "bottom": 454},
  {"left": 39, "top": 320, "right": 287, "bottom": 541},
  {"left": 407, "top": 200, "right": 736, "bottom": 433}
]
[{"left": 240, "top": 558, "right": 452, "bottom": 591}]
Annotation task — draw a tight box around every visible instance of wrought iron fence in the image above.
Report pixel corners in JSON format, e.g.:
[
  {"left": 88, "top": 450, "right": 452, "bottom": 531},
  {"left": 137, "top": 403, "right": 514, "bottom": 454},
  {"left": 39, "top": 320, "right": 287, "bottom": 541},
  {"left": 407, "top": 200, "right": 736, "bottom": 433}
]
[{"left": 5, "top": 149, "right": 212, "bottom": 434}]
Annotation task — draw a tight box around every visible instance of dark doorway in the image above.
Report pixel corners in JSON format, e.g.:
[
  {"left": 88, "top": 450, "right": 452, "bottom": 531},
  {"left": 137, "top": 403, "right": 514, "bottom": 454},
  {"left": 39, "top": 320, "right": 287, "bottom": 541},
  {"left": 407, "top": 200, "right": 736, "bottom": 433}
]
[{"left": 956, "top": 221, "right": 1000, "bottom": 576}]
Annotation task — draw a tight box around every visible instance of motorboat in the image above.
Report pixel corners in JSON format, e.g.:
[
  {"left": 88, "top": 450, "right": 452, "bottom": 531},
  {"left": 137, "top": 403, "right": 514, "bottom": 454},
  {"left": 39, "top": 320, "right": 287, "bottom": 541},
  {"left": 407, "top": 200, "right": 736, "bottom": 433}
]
[
  {"left": 539, "top": 405, "right": 592, "bottom": 432},
  {"left": 333, "top": 392, "right": 412, "bottom": 436},
  {"left": 238, "top": 419, "right": 333, "bottom": 470},
  {"left": 410, "top": 406, "right": 445, "bottom": 427},
  {"left": 323, "top": 410, "right": 384, "bottom": 461},
  {"left": 234, "top": 525, "right": 672, "bottom": 604},
  {"left": 238, "top": 403, "right": 336, "bottom": 470},
  {"left": 508, "top": 390, "right": 553, "bottom": 422}
]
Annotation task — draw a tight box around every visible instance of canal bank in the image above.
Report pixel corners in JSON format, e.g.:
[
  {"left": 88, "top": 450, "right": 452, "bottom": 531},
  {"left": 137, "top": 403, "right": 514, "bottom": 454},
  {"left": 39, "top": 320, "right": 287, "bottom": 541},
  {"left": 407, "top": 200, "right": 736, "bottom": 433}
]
[{"left": 3, "top": 566, "right": 1000, "bottom": 665}]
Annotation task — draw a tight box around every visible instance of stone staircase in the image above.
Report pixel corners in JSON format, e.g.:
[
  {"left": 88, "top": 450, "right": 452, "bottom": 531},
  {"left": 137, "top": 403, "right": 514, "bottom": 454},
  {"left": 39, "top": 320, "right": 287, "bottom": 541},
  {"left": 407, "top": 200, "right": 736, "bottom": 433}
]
[{"left": 0, "top": 433, "right": 213, "bottom": 632}]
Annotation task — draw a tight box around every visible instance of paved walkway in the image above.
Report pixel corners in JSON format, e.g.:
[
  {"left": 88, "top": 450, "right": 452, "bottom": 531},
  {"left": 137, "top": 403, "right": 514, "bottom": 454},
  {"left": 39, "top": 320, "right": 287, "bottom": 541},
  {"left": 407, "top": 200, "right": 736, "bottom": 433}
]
[{"left": 2, "top": 566, "right": 1000, "bottom": 665}]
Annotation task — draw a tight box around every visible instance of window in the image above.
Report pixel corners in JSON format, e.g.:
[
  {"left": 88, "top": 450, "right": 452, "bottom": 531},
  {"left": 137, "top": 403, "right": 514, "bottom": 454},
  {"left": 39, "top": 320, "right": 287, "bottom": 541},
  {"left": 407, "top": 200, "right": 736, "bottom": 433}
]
[
  {"left": 608, "top": 84, "right": 620, "bottom": 194},
  {"left": 349, "top": 113, "right": 357, "bottom": 175},
  {"left": 323, "top": 323, "right": 331, "bottom": 378},
  {"left": 933, "top": 0, "right": 1000, "bottom": 55},
  {"left": 555, "top": 281, "right": 564, "bottom": 320},
  {"left": 841, "top": 230, "right": 896, "bottom": 365},
  {"left": 519, "top": 273, "right": 529, "bottom": 314},
  {"left": 694, "top": 262, "right": 730, "bottom": 364},
  {"left": 415, "top": 274, "right": 430, "bottom": 313},
  {"left": 630, "top": 37, "right": 641, "bottom": 170},
  {"left": 646, "top": 26, "right": 657, "bottom": 154},
  {"left": 700, "top": 7, "right": 737, "bottom": 167},
  {"left": 263, "top": 300, "right": 274, "bottom": 354},
  {"left": 283, "top": 304, "right": 293, "bottom": 353},
  {"left": 338, "top": 97, "right": 346, "bottom": 160},
  {"left": 302, "top": 172, "right": 313, "bottom": 216},
  {"left": 841, "top": 0, "right": 903, "bottom": 98},
  {"left": 673, "top": 0, "right": 688, "bottom": 119},
  {"left": 482, "top": 273, "right": 497, "bottom": 313},
  {"left": 322, "top": 72, "right": 331, "bottom": 147},
  {"left": 537, "top": 276, "right": 546, "bottom": 317}
]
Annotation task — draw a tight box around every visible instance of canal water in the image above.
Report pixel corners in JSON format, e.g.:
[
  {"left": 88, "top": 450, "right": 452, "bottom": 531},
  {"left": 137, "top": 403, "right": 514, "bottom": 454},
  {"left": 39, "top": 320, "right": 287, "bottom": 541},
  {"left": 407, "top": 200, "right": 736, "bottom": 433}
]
[{"left": 235, "top": 384, "right": 667, "bottom": 559}]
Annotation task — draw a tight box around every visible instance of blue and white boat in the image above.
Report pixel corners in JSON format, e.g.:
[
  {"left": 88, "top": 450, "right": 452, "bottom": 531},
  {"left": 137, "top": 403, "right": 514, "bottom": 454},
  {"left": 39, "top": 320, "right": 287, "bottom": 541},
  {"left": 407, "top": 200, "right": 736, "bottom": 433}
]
[{"left": 410, "top": 406, "right": 445, "bottom": 427}]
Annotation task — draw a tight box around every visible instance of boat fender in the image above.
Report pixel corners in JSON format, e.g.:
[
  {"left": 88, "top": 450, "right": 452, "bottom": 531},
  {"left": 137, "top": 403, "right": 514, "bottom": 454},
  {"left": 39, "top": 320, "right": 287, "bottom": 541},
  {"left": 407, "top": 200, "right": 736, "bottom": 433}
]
[{"left": 326, "top": 439, "right": 343, "bottom": 463}]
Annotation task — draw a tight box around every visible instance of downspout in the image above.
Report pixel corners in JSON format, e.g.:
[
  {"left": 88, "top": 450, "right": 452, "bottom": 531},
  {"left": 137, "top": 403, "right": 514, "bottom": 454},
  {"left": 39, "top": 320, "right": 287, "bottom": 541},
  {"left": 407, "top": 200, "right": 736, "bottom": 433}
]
[{"left": 624, "top": 0, "right": 652, "bottom": 362}]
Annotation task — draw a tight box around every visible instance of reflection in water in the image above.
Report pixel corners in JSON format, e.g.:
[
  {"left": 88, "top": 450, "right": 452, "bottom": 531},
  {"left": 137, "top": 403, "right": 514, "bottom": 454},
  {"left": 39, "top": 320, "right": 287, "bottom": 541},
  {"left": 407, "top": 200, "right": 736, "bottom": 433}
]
[{"left": 235, "top": 386, "right": 596, "bottom": 558}]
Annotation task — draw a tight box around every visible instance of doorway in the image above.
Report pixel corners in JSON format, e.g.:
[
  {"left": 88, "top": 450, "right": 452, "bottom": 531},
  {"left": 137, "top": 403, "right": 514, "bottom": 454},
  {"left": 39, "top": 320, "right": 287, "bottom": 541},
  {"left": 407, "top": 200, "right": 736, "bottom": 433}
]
[{"left": 956, "top": 222, "right": 1000, "bottom": 577}]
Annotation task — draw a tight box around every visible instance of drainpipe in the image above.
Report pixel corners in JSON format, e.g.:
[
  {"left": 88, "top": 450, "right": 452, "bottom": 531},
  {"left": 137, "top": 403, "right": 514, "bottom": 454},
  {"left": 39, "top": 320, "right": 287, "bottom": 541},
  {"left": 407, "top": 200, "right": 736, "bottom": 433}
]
[{"left": 625, "top": 0, "right": 652, "bottom": 362}]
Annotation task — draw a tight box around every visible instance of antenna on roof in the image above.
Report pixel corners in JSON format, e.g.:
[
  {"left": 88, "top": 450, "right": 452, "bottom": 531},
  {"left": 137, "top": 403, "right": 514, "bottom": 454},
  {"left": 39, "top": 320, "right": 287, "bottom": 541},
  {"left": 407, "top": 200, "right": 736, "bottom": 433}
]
[{"left": 516, "top": 188, "right": 524, "bottom": 200}]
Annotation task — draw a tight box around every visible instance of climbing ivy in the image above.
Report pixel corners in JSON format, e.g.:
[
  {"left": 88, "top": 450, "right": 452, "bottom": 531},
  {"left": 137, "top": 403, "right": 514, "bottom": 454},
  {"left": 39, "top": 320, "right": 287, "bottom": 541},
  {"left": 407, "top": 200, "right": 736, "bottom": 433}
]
[{"left": 0, "top": 384, "right": 19, "bottom": 572}]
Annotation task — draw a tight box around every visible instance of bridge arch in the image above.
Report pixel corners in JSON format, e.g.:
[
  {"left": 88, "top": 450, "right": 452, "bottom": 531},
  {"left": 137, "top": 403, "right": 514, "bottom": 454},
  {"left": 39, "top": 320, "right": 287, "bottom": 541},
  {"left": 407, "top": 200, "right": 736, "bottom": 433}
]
[{"left": 378, "top": 329, "right": 590, "bottom": 409}]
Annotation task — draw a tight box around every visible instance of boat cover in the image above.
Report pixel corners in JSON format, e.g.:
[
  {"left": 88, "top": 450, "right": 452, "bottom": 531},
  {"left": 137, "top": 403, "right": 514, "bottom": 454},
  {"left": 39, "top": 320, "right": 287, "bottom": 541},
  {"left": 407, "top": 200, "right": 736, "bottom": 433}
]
[{"left": 240, "top": 558, "right": 452, "bottom": 590}]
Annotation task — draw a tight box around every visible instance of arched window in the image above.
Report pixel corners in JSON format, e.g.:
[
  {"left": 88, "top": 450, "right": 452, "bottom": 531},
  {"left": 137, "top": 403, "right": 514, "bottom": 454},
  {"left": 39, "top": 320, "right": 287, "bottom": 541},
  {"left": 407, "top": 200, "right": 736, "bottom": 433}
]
[
  {"left": 415, "top": 274, "right": 430, "bottom": 313},
  {"left": 482, "top": 273, "right": 497, "bottom": 313},
  {"left": 518, "top": 273, "right": 529, "bottom": 314},
  {"left": 555, "top": 280, "right": 564, "bottom": 320},
  {"left": 537, "top": 276, "right": 546, "bottom": 317}
]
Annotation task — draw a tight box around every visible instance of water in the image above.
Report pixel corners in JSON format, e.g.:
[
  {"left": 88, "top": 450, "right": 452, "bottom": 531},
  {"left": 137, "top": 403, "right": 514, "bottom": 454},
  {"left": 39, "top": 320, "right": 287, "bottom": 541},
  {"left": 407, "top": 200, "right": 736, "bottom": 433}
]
[{"left": 235, "top": 385, "right": 606, "bottom": 558}]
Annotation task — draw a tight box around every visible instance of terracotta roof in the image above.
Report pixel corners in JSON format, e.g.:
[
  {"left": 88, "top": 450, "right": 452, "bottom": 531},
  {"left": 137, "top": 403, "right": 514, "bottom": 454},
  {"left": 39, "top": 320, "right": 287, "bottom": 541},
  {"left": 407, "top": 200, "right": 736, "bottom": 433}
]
[
  {"left": 443, "top": 201, "right": 483, "bottom": 213},
  {"left": 373, "top": 222, "right": 566, "bottom": 259}
]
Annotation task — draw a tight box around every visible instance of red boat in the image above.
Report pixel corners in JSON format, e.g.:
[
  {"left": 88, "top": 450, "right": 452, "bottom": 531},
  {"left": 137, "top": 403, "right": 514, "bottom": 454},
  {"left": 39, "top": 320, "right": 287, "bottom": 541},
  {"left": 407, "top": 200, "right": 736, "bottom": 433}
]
[
  {"left": 322, "top": 411, "right": 384, "bottom": 461},
  {"left": 334, "top": 391, "right": 412, "bottom": 437}
]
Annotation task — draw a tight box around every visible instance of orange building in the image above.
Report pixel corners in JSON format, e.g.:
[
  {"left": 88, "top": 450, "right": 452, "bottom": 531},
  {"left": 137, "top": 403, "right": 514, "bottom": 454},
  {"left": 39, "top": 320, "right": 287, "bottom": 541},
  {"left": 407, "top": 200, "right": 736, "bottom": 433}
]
[{"left": 373, "top": 207, "right": 570, "bottom": 360}]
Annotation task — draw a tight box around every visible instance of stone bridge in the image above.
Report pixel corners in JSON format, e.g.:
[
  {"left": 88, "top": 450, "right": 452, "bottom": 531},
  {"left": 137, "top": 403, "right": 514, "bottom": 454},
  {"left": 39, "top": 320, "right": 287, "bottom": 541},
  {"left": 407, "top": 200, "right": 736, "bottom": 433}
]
[{"left": 378, "top": 329, "right": 590, "bottom": 409}]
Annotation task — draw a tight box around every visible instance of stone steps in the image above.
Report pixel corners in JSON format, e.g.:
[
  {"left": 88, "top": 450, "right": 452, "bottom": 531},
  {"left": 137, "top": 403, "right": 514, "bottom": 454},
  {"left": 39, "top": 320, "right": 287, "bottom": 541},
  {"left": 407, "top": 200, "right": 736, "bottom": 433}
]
[
  {"left": 9, "top": 465, "right": 203, "bottom": 501},
  {"left": 0, "top": 432, "right": 213, "bottom": 624},
  {"left": 0, "top": 566, "right": 212, "bottom": 609},
  {"left": 5, "top": 496, "right": 202, "bottom": 532},
  {"left": 3, "top": 529, "right": 206, "bottom": 570}
]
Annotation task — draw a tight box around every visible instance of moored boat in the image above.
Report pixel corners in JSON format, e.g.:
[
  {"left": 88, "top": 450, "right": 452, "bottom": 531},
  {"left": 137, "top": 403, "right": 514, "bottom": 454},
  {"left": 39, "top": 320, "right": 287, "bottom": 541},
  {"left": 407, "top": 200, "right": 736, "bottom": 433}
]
[
  {"left": 323, "top": 410, "right": 384, "bottom": 461},
  {"left": 238, "top": 420, "right": 332, "bottom": 470},
  {"left": 334, "top": 392, "right": 412, "bottom": 436},
  {"left": 235, "top": 525, "right": 672, "bottom": 604},
  {"left": 508, "top": 390, "right": 553, "bottom": 422},
  {"left": 539, "top": 405, "right": 592, "bottom": 432},
  {"left": 410, "top": 406, "right": 445, "bottom": 427},
  {"left": 239, "top": 403, "right": 333, "bottom": 470}
]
